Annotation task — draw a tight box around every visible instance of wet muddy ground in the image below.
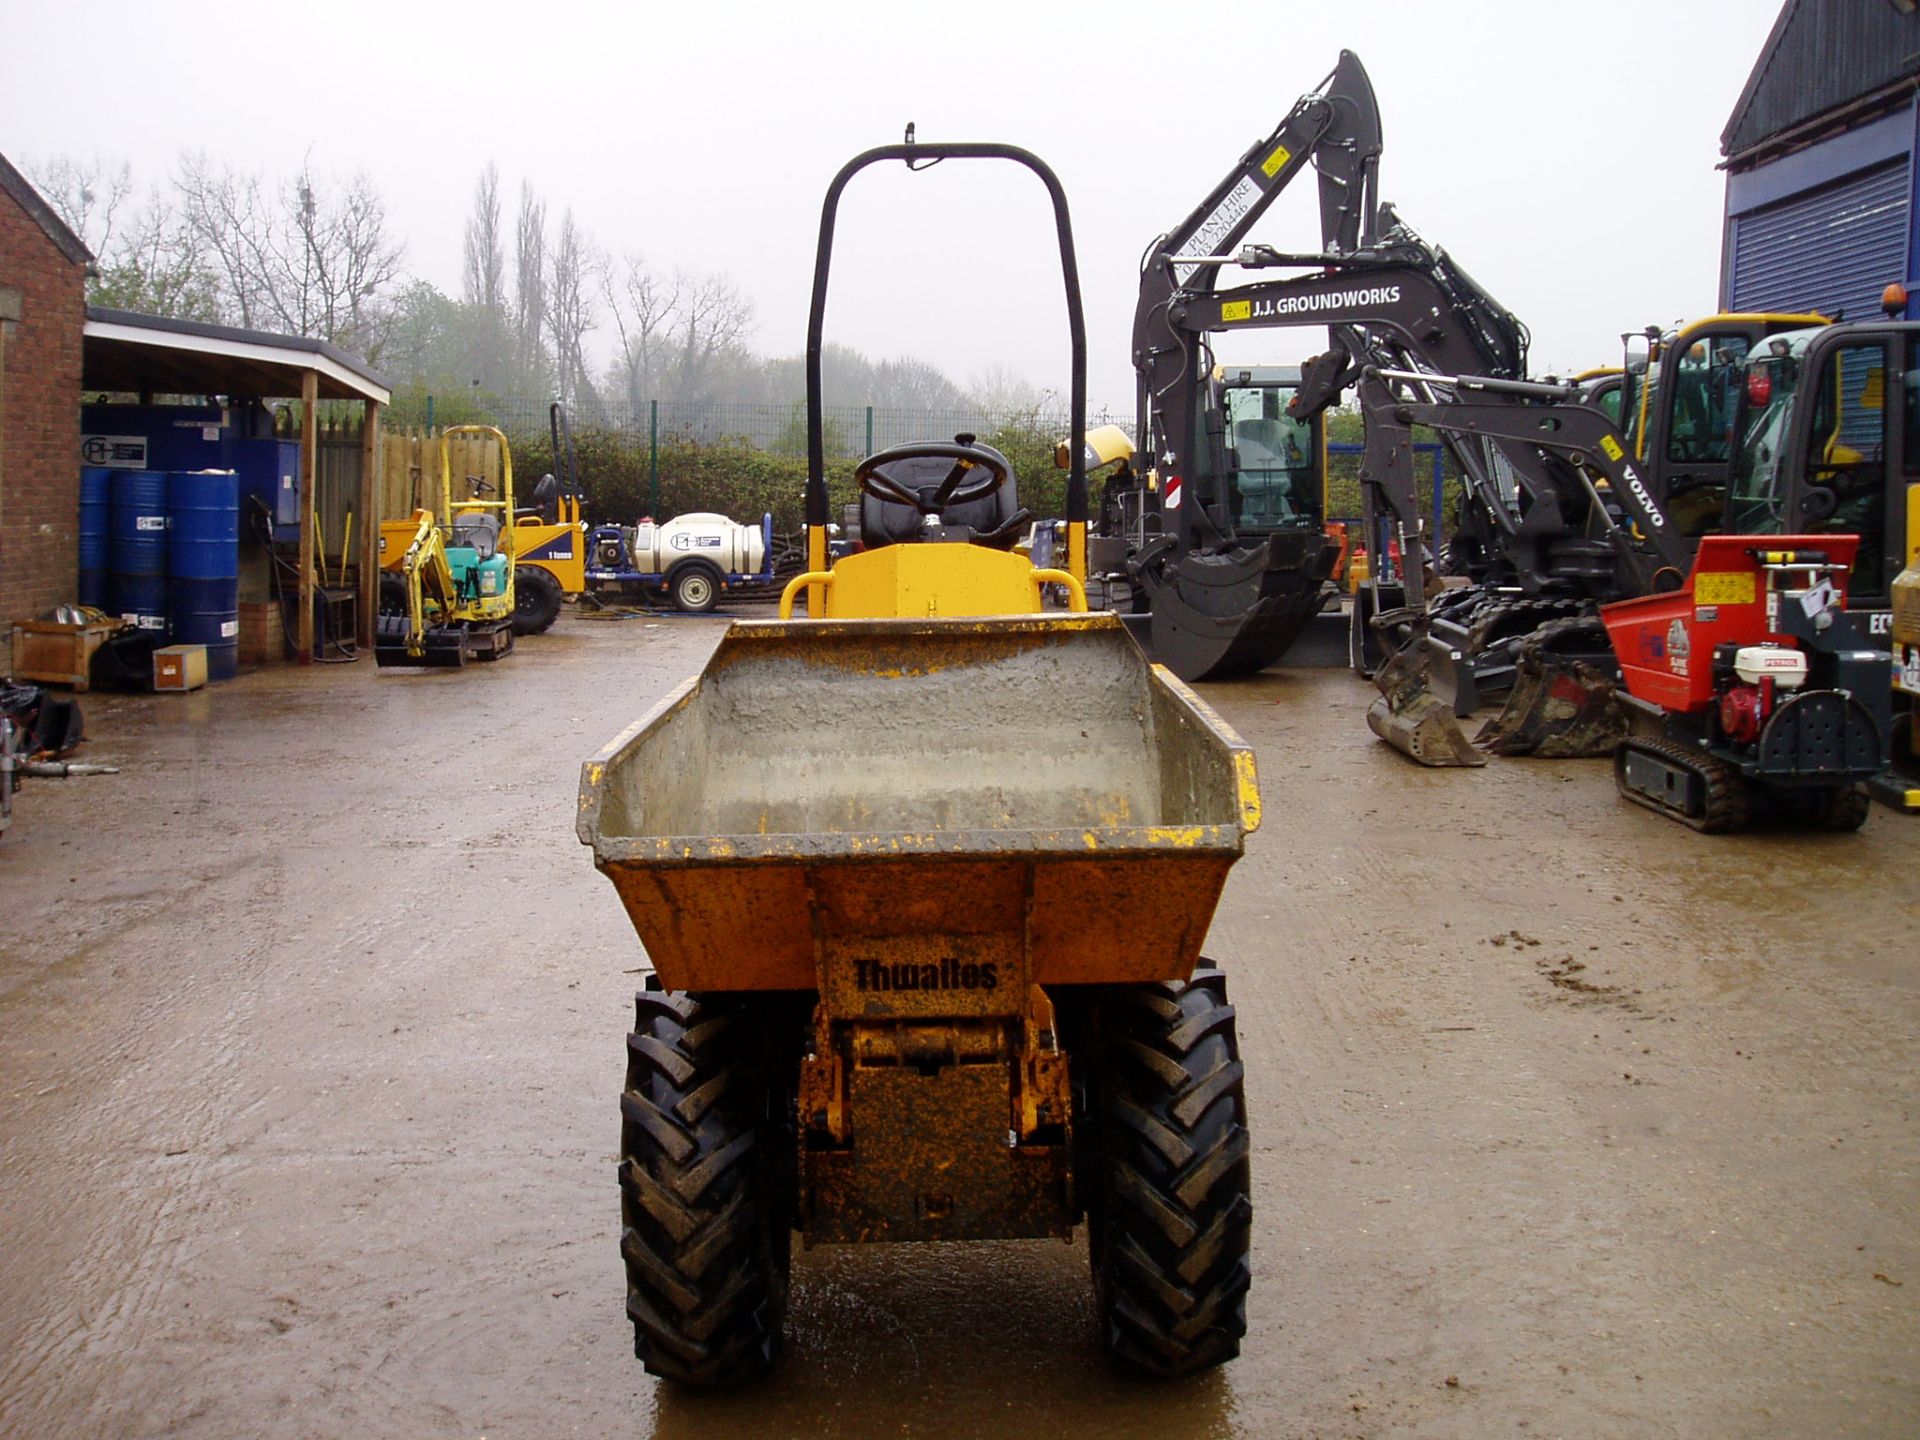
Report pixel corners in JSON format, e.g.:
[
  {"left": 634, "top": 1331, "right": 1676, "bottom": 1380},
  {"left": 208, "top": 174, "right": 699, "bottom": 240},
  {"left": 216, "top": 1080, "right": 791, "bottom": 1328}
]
[{"left": 1, "top": 610, "right": 1915, "bottom": 1439}]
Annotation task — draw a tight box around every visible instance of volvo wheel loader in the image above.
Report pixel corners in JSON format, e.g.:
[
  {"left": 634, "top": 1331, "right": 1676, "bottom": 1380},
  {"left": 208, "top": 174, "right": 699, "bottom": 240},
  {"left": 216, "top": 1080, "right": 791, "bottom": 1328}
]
[
  {"left": 374, "top": 424, "right": 517, "bottom": 668},
  {"left": 578, "top": 138, "right": 1259, "bottom": 1387}
]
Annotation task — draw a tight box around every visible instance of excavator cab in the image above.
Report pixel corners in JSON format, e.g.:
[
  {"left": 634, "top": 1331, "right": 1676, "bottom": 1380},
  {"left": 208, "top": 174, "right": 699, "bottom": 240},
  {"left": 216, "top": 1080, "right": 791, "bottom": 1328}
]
[{"left": 1216, "top": 365, "right": 1324, "bottom": 533}]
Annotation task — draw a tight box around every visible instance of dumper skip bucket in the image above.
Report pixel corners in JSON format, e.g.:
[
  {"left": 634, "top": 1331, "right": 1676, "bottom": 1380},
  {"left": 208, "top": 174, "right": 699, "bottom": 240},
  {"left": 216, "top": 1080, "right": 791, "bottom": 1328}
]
[{"left": 578, "top": 613, "right": 1261, "bottom": 993}]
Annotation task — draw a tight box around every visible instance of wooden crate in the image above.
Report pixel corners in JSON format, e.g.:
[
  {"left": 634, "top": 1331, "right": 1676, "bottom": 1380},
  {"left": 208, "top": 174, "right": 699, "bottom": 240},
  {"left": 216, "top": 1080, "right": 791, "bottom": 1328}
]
[
  {"left": 10, "top": 620, "right": 123, "bottom": 692},
  {"left": 154, "top": 644, "right": 208, "bottom": 692}
]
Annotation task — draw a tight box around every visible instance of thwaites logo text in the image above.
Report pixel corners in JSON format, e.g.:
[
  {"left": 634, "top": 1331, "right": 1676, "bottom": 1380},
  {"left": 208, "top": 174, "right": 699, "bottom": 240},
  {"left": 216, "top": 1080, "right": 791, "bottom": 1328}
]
[
  {"left": 1233, "top": 285, "right": 1402, "bottom": 320},
  {"left": 854, "top": 958, "right": 999, "bottom": 992}
]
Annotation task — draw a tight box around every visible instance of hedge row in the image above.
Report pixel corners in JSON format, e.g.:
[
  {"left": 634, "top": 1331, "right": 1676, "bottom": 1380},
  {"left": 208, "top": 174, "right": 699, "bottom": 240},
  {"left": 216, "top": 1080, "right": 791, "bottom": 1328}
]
[{"left": 504, "top": 416, "right": 1070, "bottom": 532}]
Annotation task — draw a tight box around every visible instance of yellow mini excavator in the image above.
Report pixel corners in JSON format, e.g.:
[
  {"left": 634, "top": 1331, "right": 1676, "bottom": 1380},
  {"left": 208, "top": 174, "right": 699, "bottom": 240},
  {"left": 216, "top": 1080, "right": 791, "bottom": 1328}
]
[{"left": 374, "top": 424, "right": 517, "bottom": 668}]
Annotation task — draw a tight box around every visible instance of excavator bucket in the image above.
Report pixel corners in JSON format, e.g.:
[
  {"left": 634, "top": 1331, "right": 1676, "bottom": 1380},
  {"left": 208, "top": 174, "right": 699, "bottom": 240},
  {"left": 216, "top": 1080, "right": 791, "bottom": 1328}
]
[
  {"left": 373, "top": 617, "right": 470, "bottom": 668},
  {"left": 1364, "top": 614, "right": 1485, "bottom": 767},
  {"left": 1136, "top": 531, "right": 1336, "bottom": 682},
  {"left": 1475, "top": 616, "right": 1624, "bottom": 758}
]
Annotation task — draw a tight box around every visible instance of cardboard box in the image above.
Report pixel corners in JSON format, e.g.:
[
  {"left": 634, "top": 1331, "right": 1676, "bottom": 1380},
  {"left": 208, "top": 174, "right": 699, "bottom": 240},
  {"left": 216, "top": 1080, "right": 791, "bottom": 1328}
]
[
  {"left": 154, "top": 644, "right": 209, "bottom": 692},
  {"left": 10, "top": 619, "right": 123, "bottom": 692}
]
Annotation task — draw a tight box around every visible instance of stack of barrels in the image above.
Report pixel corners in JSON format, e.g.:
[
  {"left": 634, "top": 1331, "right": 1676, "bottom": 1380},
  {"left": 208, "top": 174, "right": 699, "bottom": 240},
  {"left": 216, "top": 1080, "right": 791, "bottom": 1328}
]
[{"left": 81, "top": 466, "right": 241, "bottom": 682}]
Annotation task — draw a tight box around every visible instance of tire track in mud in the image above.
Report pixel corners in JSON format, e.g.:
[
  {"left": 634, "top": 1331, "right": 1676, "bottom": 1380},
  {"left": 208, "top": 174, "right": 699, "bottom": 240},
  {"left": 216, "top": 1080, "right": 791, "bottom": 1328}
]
[
  {"left": 0, "top": 853, "right": 285, "bottom": 1436},
  {"left": 1201, "top": 673, "right": 1919, "bottom": 1439}
]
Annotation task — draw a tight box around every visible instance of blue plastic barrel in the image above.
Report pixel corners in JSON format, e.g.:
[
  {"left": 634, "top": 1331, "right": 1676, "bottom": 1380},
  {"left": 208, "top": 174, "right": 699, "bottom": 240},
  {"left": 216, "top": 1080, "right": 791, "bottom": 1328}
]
[
  {"left": 79, "top": 467, "right": 113, "bottom": 608},
  {"left": 167, "top": 470, "right": 239, "bottom": 579},
  {"left": 170, "top": 576, "right": 240, "bottom": 681},
  {"left": 109, "top": 470, "right": 169, "bottom": 631},
  {"left": 111, "top": 574, "right": 171, "bottom": 634}
]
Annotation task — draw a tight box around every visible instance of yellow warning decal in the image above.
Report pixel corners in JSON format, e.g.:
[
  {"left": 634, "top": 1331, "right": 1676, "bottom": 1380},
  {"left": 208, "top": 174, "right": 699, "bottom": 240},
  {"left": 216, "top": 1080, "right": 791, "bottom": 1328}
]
[
  {"left": 1694, "top": 571, "right": 1756, "bottom": 605},
  {"left": 1221, "top": 299, "right": 1253, "bottom": 323},
  {"left": 1599, "top": 434, "right": 1624, "bottom": 462},
  {"left": 1262, "top": 143, "right": 1292, "bottom": 178}
]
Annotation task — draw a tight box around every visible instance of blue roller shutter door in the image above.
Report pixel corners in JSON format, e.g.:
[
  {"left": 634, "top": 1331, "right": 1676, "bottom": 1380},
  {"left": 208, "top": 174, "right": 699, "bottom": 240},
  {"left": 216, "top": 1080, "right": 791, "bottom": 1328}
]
[{"left": 1728, "top": 160, "right": 1909, "bottom": 325}]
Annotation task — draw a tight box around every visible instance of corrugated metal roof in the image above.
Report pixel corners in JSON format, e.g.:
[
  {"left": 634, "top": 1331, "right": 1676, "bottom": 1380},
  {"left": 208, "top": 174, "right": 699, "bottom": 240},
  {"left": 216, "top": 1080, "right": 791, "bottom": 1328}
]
[{"left": 1723, "top": 0, "right": 1920, "bottom": 164}]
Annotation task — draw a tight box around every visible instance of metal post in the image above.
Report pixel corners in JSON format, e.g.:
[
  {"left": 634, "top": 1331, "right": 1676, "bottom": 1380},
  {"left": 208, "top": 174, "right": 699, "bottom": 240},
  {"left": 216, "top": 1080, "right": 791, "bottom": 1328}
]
[
  {"left": 649, "top": 400, "right": 660, "bottom": 520},
  {"left": 425, "top": 394, "right": 434, "bottom": 430},
  {"left": 865, "top": 405, "right": 873, "bottom": 457}
]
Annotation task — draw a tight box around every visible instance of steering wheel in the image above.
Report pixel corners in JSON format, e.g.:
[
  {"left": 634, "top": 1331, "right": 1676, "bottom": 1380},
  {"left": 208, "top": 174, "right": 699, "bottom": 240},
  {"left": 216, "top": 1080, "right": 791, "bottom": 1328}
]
[{"left": 854, "top": 440, "right": 1011, "bottom": 514}]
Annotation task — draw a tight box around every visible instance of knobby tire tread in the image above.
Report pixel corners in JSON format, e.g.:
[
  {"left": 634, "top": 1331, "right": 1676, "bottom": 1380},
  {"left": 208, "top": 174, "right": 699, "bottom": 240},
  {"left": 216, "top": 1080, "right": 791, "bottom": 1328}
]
[
  {"left": 1091, "top": 966, "right": 1253, "bottom": 1378},
  {"left": 619, "top": 990, "right": 787, "bottom": 1386}
]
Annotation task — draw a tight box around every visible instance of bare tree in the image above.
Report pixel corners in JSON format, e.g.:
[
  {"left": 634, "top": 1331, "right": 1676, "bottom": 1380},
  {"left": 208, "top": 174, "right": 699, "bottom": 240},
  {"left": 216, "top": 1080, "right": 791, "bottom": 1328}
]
[
  {"left": 173, "top": 153, "right": 403, "bottom": 356},
  {"left": 460, "top": 165, "right": 508, "bottom": 391},
  {"left": 31, "top": 155, "right": 132, "bottom": 258},
  {"left": 603, "top": 252, "right": 680, "bottom": 408},
  {"left": 283, "top": 160, "right": 405, "bottom": 357},
  {"left": 101, "top": 200, "right": 221, "bottom": 319},
  {"left": 874, "top": 356, "right": 967, "bottom": 411},
  {"left": 968, "top": 363, "right": 1043, "bottom": 415},
  {"left": 32, "top": 155, "right": 220, "bottom": 320},
  {"left": 511, "top": 182, "right": 550, "bottom": 394},
  {"left": 667, "top": 269, "right": 754, "bottom": 402},
  {"left": 175, "top": 152, "right": 270, "bottom": 328},
  {"left": 462, "top": 164, "right": 505, "bottom": 312},
  {"left": 545, "top": 208, "right": 601, "bottom": 411}
]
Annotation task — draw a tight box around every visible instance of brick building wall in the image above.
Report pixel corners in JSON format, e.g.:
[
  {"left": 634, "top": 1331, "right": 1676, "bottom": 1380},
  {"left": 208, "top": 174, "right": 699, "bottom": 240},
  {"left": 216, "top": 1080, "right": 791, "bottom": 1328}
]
[{"left": 0, "top": 173, "right": 88, "bottom": 626}]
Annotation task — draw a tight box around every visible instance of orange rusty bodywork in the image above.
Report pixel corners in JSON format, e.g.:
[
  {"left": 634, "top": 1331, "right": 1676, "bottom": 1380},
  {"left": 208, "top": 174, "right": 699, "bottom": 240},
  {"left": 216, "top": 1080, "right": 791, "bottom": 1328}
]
[{"left": 579, "top": 613, "right": 1259, "bottom": 1242}]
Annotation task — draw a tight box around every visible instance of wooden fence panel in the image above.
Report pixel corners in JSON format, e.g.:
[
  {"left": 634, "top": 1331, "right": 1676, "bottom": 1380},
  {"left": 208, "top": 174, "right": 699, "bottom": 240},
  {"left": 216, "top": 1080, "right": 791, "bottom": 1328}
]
[{"left": 379, "top": 429, "right": 503, "bottom": 520}]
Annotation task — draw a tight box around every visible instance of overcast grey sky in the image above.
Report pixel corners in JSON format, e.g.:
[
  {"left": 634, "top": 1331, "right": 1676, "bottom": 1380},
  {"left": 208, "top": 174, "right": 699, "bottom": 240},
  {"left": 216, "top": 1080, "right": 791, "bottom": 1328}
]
[{"left": 3, "top": 1, "right": 1783, "bottom": 411}]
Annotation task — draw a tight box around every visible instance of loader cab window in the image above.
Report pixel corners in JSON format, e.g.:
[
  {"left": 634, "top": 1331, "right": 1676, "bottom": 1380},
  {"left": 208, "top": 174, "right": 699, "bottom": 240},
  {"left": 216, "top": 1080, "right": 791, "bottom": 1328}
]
[
  {"left": 1583, "top": 376, "right": 1623, "bottom": 426},
  {"left": 1904, "top": 336, "right": 1920, "bottom": 479},
  {"left": 1804, "top": 341, "right": 1890, "bottom": 599},
  {"left": 1726, "top": 340, "right": 1807, "bottom": 535},
  {"left": 1665, "top": 335, "right": 1751, "bottom": 465},
  {"left": 1222, "top": 383, "right": 1319, "bottom": 532}
]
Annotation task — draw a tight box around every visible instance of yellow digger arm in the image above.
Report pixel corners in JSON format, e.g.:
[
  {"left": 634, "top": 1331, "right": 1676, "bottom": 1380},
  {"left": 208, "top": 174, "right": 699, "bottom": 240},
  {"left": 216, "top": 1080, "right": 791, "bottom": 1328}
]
[{"left": 395, "top": 508, "right": 456, "bottom": 654}]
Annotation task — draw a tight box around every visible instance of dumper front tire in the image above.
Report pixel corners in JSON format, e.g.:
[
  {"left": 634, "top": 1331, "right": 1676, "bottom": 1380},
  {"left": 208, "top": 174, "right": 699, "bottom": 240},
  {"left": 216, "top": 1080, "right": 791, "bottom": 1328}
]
[
  {"left": 512, "top": 566, "right": 563, "bottom": 635},
  {"left": 618, "top": 986, "right": 790, "bottom": 1386},
  {"left": 1087, "top": 965, "right": 1252, "bottom": 1377}
]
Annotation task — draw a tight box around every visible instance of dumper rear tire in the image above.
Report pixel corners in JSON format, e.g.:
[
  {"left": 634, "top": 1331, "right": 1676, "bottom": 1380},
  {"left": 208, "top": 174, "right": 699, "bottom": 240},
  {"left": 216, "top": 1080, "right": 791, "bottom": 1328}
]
[
  {"left": 618, "top": 986, "right": 790, "bottom": 1386},
  {"left": 1086, "top": 965, "right": 1252, "bottom": 1377}
]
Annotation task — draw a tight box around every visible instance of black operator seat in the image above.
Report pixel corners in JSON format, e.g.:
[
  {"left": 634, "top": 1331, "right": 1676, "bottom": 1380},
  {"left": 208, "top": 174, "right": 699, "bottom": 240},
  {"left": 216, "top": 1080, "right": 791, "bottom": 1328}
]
[{"left": 858, "top": 436, "right": 1028, "bottom": 550}]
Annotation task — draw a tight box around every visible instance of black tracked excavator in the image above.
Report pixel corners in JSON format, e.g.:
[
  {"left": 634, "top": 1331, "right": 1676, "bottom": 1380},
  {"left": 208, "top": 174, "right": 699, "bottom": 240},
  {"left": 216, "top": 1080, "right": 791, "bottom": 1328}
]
[{"left": 1114, "top": 49, "right": 1383, "bottom": 681}]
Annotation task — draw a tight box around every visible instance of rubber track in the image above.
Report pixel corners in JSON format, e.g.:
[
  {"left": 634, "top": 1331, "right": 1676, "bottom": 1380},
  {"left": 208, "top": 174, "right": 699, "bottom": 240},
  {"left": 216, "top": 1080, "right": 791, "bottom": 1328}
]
[
  {"left": 1814, "top": 783, "right": 1873, "bottom": 832},
  {"left": 618, "top": 990, "right": 785, "bottom": 1386},
  {"left": 1094, "top": 966, "right": 1252, "bottom": 1377},
  {"left": 1615, "top": 735, "right": 1751, "bottom": 833}
]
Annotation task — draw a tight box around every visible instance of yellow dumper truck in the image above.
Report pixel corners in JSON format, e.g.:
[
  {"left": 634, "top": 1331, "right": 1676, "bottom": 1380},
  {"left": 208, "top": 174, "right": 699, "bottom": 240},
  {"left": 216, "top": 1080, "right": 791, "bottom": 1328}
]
[{"left": 578, "top": 140, "right": 1260, "bottom": 1385}]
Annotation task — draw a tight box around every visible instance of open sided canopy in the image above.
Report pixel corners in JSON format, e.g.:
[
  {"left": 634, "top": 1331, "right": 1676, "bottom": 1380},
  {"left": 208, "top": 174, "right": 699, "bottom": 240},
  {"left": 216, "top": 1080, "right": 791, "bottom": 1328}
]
[{"left": 82, "top": 307, "right": 391, "bottom": 405}]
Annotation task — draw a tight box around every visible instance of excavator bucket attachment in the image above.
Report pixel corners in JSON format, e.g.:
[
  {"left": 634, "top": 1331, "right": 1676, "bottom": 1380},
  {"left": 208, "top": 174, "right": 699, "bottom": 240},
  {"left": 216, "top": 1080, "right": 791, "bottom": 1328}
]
[
  {"left": 1364, "top": 614, "right": 1485, "bottom": 767},
  {"left": 1135, "top": 532, "right": 1336, "bottom": 682},
  {"left": 1476, "top": 616, "right": 1623, "bottom": 758},
  {"left": 373, "top": 617, "right": 471, "bottom": 668}
]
